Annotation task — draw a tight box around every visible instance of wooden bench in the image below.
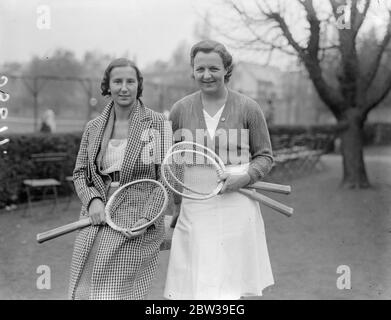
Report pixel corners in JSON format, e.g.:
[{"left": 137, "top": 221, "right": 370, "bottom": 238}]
[
  {"left": 63, "top": 175, "right": 76, "bottom": 210},
  {"left": 273, "top": 146, "right": 308, "bottom": 178},
  {"left": 23, "top": 152, "right": 69, "bottom": 215},
  {"left": 270, "top": 133, "right": 335, "bottom": 180}
]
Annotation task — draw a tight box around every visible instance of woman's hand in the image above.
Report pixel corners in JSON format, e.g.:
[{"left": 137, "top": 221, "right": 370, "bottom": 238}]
[
  {"left": 218, "top": 172, "right": 251, "bottom": 194},
  {"left": 88, "top": 198, "right": 106, "bottom": 226}
]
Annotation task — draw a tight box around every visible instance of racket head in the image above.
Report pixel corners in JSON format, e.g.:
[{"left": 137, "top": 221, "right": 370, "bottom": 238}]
[
  {"left": 105, "top": 179, "right": 168, "bottom": 237},
  {"left": 166, "top": 141, "right": 225, "bottom": 168},
  {"left": 161, "top": 147, "right": 225, "bottom": 200}
]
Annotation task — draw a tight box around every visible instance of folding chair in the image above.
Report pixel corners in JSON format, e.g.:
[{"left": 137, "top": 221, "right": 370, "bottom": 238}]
[
  {"left": 23, "top": 152, "right": 67, "bottom": 215},
  {"left": 63, "top": 175, "right": 76, "bottom": 211}
]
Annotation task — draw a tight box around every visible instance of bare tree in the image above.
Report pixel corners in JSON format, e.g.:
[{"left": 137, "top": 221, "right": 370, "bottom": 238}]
[{"left": 221, "top": 0, "right": 391, "bottom": 188}]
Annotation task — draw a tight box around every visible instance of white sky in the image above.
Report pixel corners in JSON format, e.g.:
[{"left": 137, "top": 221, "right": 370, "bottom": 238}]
[
  {"left": 0, "top": 0, "right": 389, "bottom": 70},
  {"left": 0, "top": 0, "right": 217, "bottom": 68}
]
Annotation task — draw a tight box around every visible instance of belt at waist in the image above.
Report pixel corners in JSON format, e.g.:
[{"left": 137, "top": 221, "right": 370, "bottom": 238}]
[{"left": 107, "top": 171, "right": 120, "bottom": 182}]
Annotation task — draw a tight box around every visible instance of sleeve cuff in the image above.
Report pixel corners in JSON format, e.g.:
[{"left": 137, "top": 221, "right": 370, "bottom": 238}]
[{"left": 247, "top": 166, "right": 265, "bottom": 184}]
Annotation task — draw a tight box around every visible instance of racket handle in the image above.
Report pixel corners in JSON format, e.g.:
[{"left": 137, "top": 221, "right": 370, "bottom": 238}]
[
  {"left": 238, "top": 189, "right": 293, "bottom": 217},
  {"left": 36, "top": 218, "right": 92, "bottom": 244},
  {"left": 248, "top": 181, "right": 291, "bottom": 194}
]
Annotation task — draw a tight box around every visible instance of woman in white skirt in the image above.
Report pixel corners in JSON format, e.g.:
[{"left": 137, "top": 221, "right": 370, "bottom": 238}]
[{"left": 164, "top": 40, "right": 275, "bottom": 300}]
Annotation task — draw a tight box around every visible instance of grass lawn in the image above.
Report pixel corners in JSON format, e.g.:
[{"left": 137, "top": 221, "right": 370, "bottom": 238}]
[{"left": 0, "top": 146, "right": 390, "bottom": 299}]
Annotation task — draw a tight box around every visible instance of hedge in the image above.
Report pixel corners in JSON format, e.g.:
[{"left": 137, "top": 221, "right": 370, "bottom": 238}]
[
  {"left": 269, "top": 122, "right": 391, "bottom": 146},
  {"left": 0, "top": 122, "right": 389, "bottom": 210},
  {"left": 363, "top": 122, "right": 391, "bottom": 146},
  {"left": 0, "top": 132, "right": 82, "bottom": 209}
]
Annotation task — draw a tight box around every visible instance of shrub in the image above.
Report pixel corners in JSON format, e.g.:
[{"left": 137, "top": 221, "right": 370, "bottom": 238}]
[
  {"left": 1, "top": 122, "right": 389, "bottom": 210},
  {"left": 0, "top": 132, "right": 82, "bottom": 209}
]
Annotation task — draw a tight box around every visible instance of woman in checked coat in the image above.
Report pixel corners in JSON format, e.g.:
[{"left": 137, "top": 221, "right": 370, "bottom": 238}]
[{"left": 68, "top": 58, "right": 172, "bottom": 300}]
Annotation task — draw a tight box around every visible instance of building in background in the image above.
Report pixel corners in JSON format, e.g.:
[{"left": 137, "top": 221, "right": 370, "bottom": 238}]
[
  {"left": 229, "top": 62, "right": 282, "bottom": 124},
  {"left": 278, "top": 69, "right": 334, "bottom": 125},
  {"left": 230, "top": 61, "right": 336, "bottom": 125},
  {"left": 3, "top": 58, "right": 389, "bottom": 133},
  {"left": 143, "top": 69, "right": 197, "bottom": 113}
]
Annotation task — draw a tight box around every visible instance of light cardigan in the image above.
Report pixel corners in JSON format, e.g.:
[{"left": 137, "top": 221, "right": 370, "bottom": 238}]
[{"left": 169, "top": 89, "right": 274, "bottom": 184}]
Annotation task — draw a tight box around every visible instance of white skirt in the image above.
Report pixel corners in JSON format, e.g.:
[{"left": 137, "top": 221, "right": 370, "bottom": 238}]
[{"left": 164, "top": 165, "right": 274, "bottom": 300}]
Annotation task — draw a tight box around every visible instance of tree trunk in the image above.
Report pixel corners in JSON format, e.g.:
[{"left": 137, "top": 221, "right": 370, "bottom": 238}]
[{"left": 339, "top": 114, "right": 370, "bottom": 189}]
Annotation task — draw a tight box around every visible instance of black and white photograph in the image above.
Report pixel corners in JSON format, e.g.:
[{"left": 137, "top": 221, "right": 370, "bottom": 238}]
[{"left": 0, "top": 0, "right": 390, "bottom": 303}]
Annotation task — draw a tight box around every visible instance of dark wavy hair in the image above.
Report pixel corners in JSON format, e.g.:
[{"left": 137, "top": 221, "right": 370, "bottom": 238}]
[
  {"left": 190, "top": 40, "right": 234, "bottom": 83},
  {"left": 100, "top": 58, "right": 143, "bottom": 99}
]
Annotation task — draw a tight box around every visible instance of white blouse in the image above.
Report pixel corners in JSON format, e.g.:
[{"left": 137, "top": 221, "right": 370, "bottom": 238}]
[
  {"left": 100, "top": 139, "right": 127, "bottom": 174},
  {"left": 203, "top": 104, "right": 225, "bottom": 139}
]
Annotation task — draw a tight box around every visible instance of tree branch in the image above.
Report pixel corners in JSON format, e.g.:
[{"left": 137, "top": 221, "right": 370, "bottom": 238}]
[
  {"left": 361, "top": 10, "right": 391, "bottom": 92},
  {"left": 293, "top": 0, "right": 345, "bottom": 116},
  {"left": 329, "top": 0, "right": 348, "bottom": 22},
  {"left": 363, "top": 69, "right": 391, "bottom": 119},
  {"left": 329, "top": 0, "right": 361, "bottom": 108},
  {"left": 265, "top": 11, "right": 306, "bottom": 56},
  {"left": 220, "top": 0, "right": 298, "bottom": 56},
  {"left": 351, "top": 0, "right": 371, "bottom": 38},
  {"left": 298, "top": 0, "right": 321, "bottom": 58}
]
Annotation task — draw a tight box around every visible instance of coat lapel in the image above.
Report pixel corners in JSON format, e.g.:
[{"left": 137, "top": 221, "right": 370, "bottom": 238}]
[
  {"left": 108, "top": 103, "right": 152, "bottom": 214},
  {"left": 85, "top": 101, "right": 152, "bottom": 208},
  {"left": 87, "top": 101, "right": 113, "bottom": 201},
  {"left": 120, "top": 102, "right": 152, "bottom": 184}
]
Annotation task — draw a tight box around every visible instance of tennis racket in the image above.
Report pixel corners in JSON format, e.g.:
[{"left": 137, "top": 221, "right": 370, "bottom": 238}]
[
  {"left": 36, "top": 179, "right": 168, "bottom": 244},
  {"left": 164, "top": 141, "right": 291, "bottom": 194},
  {"left": 161, "top": 141, "right": 293, "bottom": 217}
]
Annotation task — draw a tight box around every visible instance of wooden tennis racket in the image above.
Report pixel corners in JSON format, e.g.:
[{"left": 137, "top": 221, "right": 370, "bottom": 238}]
[
  {"left": 161, "top": 141, "right": 293, "bottom": 217},
  {"left": 36, "top": 179, "right": 169, "bottom": 243},
  {"left": 164, "top": 141, "right": 291, "bottom": 194}
]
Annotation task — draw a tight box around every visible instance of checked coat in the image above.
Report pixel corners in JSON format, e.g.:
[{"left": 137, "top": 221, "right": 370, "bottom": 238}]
[{"left": 68, "top": 101, "right": 172, "bottom": 300}]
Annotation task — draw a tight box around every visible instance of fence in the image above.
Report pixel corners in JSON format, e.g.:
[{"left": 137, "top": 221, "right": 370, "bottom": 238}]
[
  {"left": 5, "top": 116, "right": 86, "bottom": 133},
  {"left": 1, "top": 74, "right": 196, "bottom": 133}
]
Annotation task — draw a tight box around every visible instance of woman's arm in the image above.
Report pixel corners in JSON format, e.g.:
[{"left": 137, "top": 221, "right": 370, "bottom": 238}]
[
  {"left": 169, "top": 101, "right": 182, "bottom": 144},
  {"left": 73, "top": 123, "right": 103, "bottom": 214},
  {"left": 246, "top": 99, "right": 274, "bottom": 184},
  {"left": 168, "top": 102, "right": 183, "bottom": 207}
]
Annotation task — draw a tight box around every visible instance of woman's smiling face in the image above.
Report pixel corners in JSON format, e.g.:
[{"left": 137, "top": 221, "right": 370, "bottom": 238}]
[
  {"left": 193, "top": 51, "right": 227, "bottom": 94},
  {"left": 109, "top": 66, "right": 138, "bottom": 107}
]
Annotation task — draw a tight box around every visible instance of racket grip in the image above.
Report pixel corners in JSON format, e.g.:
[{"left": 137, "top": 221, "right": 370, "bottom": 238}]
[
  {"left": 248, "top": 181, "right": 291, "bottom": 194},
  {"left": 238, "top": 189, "right": 293, "bottom": 217},
  {"left": 36, "top": 218, "right": 92, "bottom": 244}
]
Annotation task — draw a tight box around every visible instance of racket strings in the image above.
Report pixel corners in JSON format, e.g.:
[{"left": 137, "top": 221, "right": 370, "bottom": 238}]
[
  {"left": 107, "top": 181, "right": 167, "bottom": 232},
  {"left": 169, "top": 142, "right": 222, "bottom": 166},
  {"left": 139, "top": 184, "right": 167, "bottom": 222},
  {"left": 162, "top": 148, "right": 221, "bottom": 198}
]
